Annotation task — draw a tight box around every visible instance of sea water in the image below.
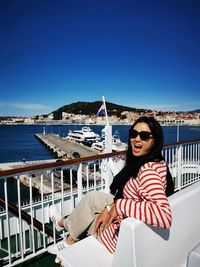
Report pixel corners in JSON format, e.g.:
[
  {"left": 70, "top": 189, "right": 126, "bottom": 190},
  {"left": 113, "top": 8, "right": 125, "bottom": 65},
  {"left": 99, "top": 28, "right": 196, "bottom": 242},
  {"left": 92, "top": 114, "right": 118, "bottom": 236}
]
[{"left": 0, "top": 124, "right": 199, "bottom": 163}]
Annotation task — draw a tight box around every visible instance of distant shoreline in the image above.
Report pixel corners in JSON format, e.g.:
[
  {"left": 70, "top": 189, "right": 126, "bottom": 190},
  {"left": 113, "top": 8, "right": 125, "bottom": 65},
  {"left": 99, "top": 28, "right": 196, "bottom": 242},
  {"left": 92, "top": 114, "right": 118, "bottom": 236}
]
[{"left": 0, "top": 122, "right": 200, "bottom": 127}]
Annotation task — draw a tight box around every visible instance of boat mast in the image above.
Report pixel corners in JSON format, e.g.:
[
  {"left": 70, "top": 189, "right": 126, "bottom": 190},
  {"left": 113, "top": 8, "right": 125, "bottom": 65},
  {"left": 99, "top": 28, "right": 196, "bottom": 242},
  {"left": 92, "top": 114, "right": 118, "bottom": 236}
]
[
  {"left": 102, "top": 96, "right": 109, "bottom": 126},
  {"left": 102, "top": 96, "right": 112, "bottom": 153},
  {"left": 101, "top": 96, "right": 113, "bottom": 192}
]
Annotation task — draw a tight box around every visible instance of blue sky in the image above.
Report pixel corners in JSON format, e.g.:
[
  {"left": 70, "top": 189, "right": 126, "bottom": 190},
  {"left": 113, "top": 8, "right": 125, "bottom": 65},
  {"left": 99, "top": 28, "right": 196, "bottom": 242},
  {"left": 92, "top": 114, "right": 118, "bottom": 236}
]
[{"left": 0, "top": 0, "right": 199, "bottom": 117}]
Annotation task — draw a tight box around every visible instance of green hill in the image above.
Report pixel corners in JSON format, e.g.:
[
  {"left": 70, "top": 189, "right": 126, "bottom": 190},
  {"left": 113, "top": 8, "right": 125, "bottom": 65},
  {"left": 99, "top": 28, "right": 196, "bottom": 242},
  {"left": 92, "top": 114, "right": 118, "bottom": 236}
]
[{"left": 55, "top": 101, "right": 152, "bottom": 117}]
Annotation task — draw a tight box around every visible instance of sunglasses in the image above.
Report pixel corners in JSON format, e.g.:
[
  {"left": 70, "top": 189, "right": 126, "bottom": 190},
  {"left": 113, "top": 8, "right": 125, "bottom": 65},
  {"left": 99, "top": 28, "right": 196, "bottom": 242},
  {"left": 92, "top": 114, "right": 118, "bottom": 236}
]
[{"left": 129, "top": 129, "right": 153, "bottom": 141}]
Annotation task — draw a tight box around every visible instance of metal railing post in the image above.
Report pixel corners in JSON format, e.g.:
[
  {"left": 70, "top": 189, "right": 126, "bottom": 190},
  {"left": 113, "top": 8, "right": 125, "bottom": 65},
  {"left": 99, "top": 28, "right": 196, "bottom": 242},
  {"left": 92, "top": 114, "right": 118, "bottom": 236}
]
[
  {"left": 77, "top": 163, "right": 83, "bottom": 202},
  {"left": 177, "top": 144, "right": 182, "bottom": 190}
]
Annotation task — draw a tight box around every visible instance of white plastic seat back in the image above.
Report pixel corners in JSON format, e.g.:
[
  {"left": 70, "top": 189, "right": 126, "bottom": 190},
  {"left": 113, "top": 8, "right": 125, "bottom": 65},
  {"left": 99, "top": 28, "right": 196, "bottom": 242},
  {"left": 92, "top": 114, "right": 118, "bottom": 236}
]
[{"left": 112, "top": 181, "right": 200, "bottom": 267}]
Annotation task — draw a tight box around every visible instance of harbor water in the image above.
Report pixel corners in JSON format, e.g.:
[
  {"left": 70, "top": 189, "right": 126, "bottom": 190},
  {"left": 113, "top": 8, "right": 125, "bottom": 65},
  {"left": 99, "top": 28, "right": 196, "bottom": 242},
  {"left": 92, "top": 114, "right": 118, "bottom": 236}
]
[{"left": 0, "top": 124, "right": 200, "bottom": 164}]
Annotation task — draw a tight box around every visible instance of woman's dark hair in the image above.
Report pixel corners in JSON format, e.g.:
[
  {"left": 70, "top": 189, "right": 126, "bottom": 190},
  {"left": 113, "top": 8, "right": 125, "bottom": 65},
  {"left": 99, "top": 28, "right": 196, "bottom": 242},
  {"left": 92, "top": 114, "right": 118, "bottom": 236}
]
[{"left": 126, "top": 116, "right": 163, "bottom": 164}]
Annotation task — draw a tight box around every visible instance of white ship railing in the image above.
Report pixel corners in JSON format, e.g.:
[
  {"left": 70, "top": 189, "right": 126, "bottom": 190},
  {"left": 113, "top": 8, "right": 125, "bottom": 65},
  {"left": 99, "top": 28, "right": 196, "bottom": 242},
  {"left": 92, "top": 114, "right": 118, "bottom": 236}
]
[{"left": 0, "top": 139, "right": 199, "bottom": 266}]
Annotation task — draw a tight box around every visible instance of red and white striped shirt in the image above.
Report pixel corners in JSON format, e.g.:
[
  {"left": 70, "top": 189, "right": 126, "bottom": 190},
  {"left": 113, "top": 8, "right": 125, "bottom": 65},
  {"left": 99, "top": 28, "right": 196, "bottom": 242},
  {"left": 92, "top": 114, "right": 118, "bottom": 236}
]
[{"left": 100, "top": 161, "right": 172, "bottom": 254}]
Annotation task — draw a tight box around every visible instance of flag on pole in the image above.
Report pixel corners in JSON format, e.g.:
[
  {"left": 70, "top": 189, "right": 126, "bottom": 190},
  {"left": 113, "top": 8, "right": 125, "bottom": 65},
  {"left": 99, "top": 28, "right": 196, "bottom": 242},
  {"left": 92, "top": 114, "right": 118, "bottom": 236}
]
[{"left": 96, "top": 103, "right": 106, "bottom": 116}]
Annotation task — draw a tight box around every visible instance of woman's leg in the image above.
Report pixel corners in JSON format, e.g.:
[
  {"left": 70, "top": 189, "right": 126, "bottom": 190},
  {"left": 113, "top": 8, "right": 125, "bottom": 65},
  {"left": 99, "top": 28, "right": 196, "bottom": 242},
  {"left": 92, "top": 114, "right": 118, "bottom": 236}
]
[{"left": 63, "top": 191, "right": 113, "bottom": 240}]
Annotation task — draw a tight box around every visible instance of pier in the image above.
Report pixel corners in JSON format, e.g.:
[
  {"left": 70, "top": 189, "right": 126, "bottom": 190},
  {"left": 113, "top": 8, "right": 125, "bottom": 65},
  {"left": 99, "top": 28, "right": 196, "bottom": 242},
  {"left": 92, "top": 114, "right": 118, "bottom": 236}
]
[
  {"left": 0, "top": 134, "right": 100, "bottom": 196},
  {"left": 35, "top": 133, "right": 99, "bottom": 158}
]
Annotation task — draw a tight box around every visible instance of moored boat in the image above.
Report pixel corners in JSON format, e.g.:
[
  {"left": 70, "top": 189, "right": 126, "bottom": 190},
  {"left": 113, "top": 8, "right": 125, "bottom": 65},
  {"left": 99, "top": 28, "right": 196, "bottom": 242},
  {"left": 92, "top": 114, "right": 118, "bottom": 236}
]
[
  {"left": 92, "top": 130, "right": 127, "bottom": 153},
  {"left": 66, "top": 126, "right": 101, "bottom": 146},
  {"left": 92, "top": 137, "right": 127, "bottom": 152},
  {"left": 111, "top": 134, "right": 127, "bottom": 152},
  {"left": 91, "top": 140, "right": 105, "bottom": 152}
]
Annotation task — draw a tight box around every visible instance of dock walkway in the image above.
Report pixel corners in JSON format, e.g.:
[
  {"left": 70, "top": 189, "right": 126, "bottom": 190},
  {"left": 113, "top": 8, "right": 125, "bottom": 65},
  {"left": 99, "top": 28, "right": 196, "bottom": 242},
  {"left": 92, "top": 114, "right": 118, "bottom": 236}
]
[
  {"left": 35, "top": 133, "right": 99, "bottom": 159},
  {"left": 0, "top": 135, "right": 99, "bottom": 195}
]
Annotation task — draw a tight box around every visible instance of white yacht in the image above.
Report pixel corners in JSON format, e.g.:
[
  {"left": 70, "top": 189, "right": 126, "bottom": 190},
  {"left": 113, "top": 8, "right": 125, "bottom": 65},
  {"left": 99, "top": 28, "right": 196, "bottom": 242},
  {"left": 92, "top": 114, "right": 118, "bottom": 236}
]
[
  {"left": 92, "top": 135, "right": 127, "bottom": 153},
  {"left": 66, "top": 126, "right": 101, "bottom": 146},
  {"left": 92, "top": 140, "right": 105, "bottom": 152},
  {"left": 112, "top": 135, "right": 127, "bottom": 152}
]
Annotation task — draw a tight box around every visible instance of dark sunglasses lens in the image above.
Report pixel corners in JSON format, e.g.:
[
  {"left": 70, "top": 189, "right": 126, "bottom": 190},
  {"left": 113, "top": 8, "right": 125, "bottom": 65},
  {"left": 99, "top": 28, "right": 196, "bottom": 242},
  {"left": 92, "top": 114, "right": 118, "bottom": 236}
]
[
  {"left": 129, "top": 129, "right": 138, "bottom": 138},
  {"left": 140, "top": 132, "right": 151, "bottom": 141}
]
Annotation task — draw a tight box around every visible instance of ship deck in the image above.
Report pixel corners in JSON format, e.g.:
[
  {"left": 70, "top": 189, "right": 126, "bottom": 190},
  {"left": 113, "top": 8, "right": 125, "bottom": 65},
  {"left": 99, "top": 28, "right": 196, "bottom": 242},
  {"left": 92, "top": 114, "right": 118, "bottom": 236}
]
[{"left": 0, "top": 139, "right": 199, "bottom": 267}]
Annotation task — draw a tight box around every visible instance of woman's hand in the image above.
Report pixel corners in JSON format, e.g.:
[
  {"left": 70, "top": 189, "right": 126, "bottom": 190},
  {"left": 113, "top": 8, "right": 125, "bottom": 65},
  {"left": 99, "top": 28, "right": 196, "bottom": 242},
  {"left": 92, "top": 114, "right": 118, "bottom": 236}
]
[
  {"left": 104, "top": 204, "right": 117, "bottom": 229},
  {"left": 93, "top": 208, "right": 109, "bottom": 236},
  {"left": 93, "top": 203, "right": 117, "bottom": 235}
]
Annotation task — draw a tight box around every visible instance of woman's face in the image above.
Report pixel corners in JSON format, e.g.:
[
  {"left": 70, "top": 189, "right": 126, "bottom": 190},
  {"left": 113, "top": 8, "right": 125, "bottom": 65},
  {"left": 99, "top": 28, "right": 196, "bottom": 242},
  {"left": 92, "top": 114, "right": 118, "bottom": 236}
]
[{"left": 130, "top": 122, "right": 155, "bottom": 157}]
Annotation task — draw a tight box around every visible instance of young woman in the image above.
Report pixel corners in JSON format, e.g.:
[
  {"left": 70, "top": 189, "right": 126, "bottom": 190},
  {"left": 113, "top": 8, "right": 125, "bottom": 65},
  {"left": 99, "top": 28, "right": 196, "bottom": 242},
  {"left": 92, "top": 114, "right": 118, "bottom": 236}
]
[{"left": 49, "top": 116, "right": 174, "bottom": 254}]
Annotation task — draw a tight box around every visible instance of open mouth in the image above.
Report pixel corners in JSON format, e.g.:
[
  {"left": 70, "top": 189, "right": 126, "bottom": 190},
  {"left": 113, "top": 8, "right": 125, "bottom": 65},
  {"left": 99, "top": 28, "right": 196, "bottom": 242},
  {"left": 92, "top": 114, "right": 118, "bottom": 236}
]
[{"left": 133, "top": 143, "right": 142, "bottom": 152}]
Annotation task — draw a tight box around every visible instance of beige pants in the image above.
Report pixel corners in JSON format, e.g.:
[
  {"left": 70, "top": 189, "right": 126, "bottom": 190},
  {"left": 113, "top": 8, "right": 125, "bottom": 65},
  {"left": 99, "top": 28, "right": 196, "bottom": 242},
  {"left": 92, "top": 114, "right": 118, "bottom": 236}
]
[{"left": 64, "top": 191, "right": 113, "bottom": 240}]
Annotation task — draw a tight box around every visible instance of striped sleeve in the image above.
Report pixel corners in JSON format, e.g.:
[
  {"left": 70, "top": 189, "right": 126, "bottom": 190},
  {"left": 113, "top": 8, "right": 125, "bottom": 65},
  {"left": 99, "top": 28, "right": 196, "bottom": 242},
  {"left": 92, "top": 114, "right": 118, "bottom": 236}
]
[{"left": 115, "top": 163, "right": 172, "bottom": 229}]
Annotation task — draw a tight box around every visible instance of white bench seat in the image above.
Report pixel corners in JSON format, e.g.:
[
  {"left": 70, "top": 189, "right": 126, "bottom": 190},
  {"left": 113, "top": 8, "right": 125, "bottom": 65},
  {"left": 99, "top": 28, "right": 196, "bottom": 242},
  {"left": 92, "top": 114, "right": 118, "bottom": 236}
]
[{"left": 56, "top": 236, "right": 113, "bottom": 267}]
